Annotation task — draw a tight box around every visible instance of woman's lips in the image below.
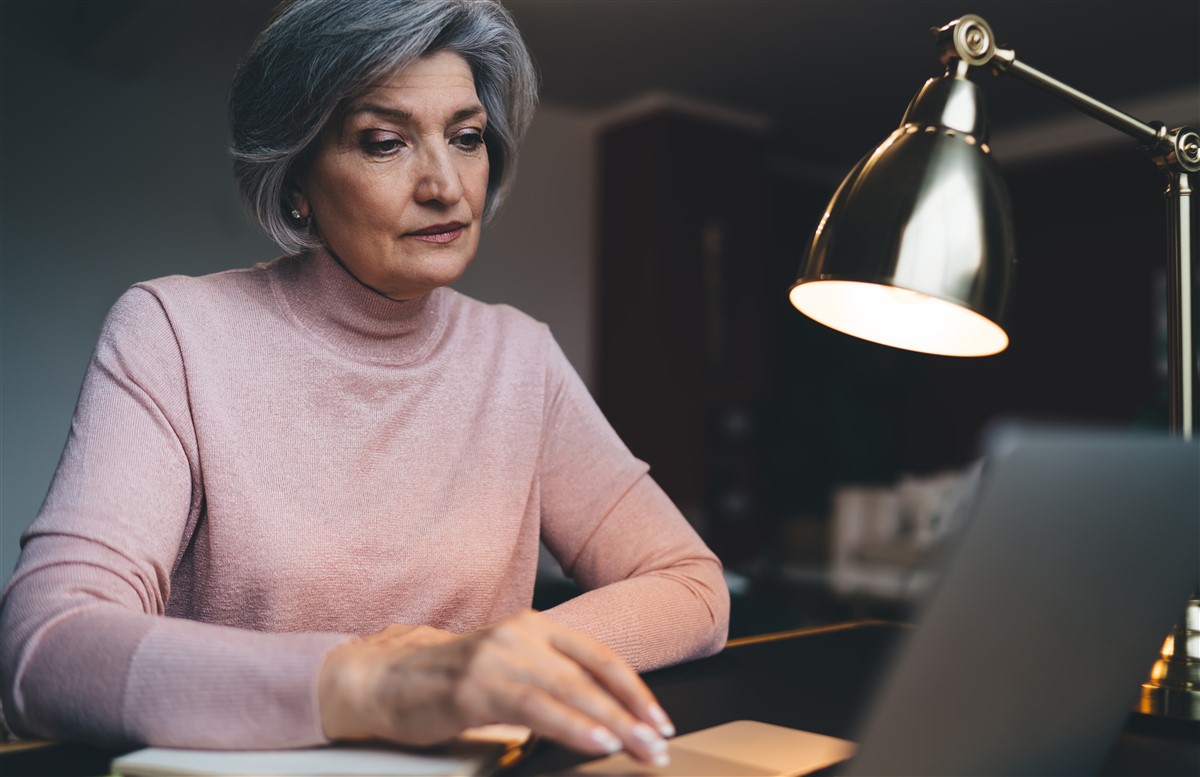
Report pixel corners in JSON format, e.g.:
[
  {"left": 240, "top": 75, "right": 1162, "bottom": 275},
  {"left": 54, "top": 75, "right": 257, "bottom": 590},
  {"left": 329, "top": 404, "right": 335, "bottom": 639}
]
[{"left": 406, "top": 223, "right": 466, "bottom": 244}]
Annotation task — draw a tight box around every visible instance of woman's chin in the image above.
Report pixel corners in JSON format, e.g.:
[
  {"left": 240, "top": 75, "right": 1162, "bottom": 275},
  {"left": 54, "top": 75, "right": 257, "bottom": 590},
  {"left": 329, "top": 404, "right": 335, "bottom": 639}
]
[{"left": 379, "top": 267, "right": 472, "bottom": 301}]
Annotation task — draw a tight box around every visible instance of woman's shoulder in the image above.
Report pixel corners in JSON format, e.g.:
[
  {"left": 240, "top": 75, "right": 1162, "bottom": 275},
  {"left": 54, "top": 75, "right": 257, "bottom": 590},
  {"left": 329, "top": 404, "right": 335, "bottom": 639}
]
[
  {"left": 95, "top": 260, "right": 286, "bottom": 354},
  {"left": 130, "top": 258, "right": 282, "bottom": 308},
  {"left": 104, "top": 259, "right": 294, "bottom": 336}
]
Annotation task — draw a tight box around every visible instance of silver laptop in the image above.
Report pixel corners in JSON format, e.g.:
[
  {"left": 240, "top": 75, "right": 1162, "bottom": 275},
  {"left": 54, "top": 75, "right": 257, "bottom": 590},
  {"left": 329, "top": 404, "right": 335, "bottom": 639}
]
[{"left": 567, "top": 428, "right": 1199, "bottom": 776}]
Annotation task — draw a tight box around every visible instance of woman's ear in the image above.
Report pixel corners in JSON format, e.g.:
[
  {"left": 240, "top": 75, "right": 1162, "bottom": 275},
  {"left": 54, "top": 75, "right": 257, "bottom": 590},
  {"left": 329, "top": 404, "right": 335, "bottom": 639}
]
[{"left": 288, "top": 181, "right": 311, "bottom": 221}]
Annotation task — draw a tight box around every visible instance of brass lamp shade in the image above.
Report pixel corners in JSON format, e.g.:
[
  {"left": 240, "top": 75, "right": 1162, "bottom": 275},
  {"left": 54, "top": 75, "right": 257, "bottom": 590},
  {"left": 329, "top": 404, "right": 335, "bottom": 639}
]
[{"left": 790, "top": 71, "right": 1016, "bottom": 357}]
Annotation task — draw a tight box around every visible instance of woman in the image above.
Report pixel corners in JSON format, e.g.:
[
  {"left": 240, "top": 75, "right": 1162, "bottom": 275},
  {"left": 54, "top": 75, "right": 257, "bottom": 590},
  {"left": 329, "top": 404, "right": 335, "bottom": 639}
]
[{"left": 0, "top": 0, "right": 728, "bottom": 766}]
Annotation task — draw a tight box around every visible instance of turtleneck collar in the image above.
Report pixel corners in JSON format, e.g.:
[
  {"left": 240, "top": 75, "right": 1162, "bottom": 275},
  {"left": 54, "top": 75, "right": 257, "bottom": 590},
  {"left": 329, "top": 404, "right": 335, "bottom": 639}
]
[{"left": 267, "top": 247, "right": 448, "bottom": 366}]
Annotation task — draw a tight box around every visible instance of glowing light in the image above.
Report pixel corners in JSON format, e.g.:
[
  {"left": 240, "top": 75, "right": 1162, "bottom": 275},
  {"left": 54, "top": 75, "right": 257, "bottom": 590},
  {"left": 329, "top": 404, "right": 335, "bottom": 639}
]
[{"left": 789, "top": 280, "right": 1009, "bottom": 357}]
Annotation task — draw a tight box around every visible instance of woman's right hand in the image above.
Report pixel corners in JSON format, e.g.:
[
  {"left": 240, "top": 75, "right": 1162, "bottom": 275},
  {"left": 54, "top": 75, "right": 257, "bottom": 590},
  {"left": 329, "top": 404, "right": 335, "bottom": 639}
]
[{"left": 318, "top": 611, "right": 674, "bottom": 765}]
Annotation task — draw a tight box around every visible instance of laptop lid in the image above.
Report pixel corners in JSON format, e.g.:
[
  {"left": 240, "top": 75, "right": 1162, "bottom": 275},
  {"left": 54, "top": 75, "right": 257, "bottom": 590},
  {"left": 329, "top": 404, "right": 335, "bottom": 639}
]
[{"left": 845, "top": 428, "right": 1199, "bottom": 776}]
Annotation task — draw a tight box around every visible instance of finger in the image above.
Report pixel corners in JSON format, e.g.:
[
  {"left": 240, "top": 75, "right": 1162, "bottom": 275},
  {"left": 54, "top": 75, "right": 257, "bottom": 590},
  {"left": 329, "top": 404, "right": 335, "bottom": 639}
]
[
  {"left": 546, "top": 624, "right": 675, "bottom": 738},
  {"left": 496, "top": 680, "right": 670, "bottom": 766},
  {"left": 463, "top": 616, "right": 669, "bottom": 764},
  {"left": 403, "top": 626, "right": 457, "bottom": 648},
  {"left": 517, "top": 649, "right": 668, "bottom": 765},
  {"left": 371, "top": 624, "right": 457, "bottom": 652}
]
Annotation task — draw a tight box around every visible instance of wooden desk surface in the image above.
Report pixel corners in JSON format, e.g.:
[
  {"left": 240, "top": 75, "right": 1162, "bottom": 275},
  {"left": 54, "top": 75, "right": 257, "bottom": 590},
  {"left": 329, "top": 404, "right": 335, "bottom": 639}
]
[
  {"left": 512, "top": 620, "right": 1200, "bottom": 776},
  {"left": 4, "top": 621, "right": 1197, "bottom": 776}
]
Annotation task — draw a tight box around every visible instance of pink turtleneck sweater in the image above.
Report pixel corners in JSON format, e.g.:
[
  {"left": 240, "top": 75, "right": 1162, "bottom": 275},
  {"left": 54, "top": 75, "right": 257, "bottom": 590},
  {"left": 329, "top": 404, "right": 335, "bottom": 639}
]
[{"left": 0, "top": 250, "right": 729, "bottom": 749}]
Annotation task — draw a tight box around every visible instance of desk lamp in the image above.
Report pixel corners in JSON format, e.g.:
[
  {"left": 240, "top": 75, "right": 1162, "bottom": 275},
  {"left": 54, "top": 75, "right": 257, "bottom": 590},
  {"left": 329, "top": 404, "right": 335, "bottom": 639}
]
[{"left": 789, "top": 14, "right": 1199, "bottom": 720}]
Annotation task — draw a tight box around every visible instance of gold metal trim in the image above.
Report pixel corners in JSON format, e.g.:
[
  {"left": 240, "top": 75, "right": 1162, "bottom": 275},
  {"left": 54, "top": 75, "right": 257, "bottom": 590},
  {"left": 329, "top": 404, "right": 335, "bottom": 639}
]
[
  {"left": 0, "top": 739, "right": 57, "bottom": 754},
  {"left": 725, "top": 619, "right": 908, "bottom": 649}
]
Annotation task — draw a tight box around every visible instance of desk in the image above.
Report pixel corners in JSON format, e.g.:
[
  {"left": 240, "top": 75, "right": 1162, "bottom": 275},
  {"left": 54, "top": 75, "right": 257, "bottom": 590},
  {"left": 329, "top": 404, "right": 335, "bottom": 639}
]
[
  {"left": 4, "top": 622, "right": 1197, "bottom": 776},
  {"left": 512, "top": 621, "right": 1200, "bottom": 776}
]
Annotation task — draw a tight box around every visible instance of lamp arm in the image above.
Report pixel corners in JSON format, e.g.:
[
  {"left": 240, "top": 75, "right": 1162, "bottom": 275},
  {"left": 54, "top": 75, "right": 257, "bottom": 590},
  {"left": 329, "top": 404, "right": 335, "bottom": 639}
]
[
  {"left": 991, "top": 50, "right": 1161, "bottom": 145},
  {"left": 990, "top": 42, "right": 1199, "bottom": 435},
  {"left": 936, "top": 14, "right": 1197, "bottom": 439},
  {"left": 989, "top": 50, "right": 1200, "bottom": 177},
  {"left": 990, "top": 44, "right": 1198, "bottom": 438},
  {"left": 982, "top": 50, "right": 1198, "bottom": 438},
  {"left": 935, "top": 15, "right": 1200, "bottom": 175}
]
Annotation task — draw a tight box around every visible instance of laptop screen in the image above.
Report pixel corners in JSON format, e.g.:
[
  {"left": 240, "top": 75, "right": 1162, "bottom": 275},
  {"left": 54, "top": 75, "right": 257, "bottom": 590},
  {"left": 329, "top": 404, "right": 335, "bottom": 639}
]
[{"left": 845, "top": 428, "right": 1199, "bottom": 776}]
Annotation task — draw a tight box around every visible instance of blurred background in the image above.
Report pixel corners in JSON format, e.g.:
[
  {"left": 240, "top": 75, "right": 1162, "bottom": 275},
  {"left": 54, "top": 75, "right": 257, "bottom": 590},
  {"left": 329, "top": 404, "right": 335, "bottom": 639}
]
[{"left": 2, "top": 0, "right": 1197, "bottom": 636}]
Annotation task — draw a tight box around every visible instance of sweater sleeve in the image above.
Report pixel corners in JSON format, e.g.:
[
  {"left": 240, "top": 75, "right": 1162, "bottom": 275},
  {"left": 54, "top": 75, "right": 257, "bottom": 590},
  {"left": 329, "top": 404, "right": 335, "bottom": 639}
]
[
  {"left": 0, "top": 287, "right": 348, "bottom": 749},
  {"left": 535, "top": 336, "right": 729, "bottom": 671}
]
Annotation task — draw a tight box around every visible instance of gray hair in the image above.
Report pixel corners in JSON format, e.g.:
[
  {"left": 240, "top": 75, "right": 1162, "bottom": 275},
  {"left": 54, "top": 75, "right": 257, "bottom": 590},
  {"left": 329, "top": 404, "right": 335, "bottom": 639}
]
[{"left": 229, "top": 0, "right": 538, "bottom": 254}]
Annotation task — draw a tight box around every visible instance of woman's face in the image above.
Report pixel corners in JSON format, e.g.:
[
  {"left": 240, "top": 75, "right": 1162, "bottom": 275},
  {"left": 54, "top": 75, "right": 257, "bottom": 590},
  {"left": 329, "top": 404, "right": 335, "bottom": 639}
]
[{"left": 293, "top": 51, "right": 489, "bottom": 300}]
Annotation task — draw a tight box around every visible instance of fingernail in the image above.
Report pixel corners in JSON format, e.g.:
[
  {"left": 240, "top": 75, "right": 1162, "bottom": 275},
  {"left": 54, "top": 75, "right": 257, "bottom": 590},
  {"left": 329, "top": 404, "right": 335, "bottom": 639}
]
[
  {"left": 649, "top": 705, "right": 675, "bottom": 738},
  {"left": 590, "top": 726, "right": 621, "bottom": 754},
  {"left": 642, "top": 727, "right": 670, "bottom": 767},
  {"left": 633, "top": 722, "right": 667, "bottom": 752},
  {"left": 632, "top": 722, "right": 670, "bottom": 768}
]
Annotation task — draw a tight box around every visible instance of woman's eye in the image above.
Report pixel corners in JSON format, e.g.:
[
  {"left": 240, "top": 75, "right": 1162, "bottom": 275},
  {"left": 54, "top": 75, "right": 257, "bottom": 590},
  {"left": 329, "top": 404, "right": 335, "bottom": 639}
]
[
  {"left": 361, "top": 133, "right": 404, "bottom": 157},
  {"left": 453, "top": 131, "right": 484, "bottom": 151}
]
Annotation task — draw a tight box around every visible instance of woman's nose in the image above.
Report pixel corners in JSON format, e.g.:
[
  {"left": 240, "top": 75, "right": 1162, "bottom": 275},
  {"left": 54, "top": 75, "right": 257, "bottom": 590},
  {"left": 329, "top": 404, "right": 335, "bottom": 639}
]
[{"left": 413, "top": 145, "right": 465, "bottom": 205}]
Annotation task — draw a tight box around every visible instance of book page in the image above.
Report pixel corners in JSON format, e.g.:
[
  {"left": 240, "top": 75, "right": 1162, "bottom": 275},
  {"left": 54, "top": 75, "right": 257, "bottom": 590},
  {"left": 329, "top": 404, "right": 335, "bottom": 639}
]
[{"left": 112, "top": 725, "right": 533, "bottom": 777}]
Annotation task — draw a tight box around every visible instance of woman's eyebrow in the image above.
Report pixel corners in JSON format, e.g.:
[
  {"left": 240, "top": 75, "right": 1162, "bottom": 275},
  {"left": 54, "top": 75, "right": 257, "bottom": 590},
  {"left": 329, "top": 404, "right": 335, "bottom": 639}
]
[
  {"left": 449, "top": 105, "right": 487, "bottom": 124},
  {"left": 345, "top": 104, "right": 487, "bottom": 125},
  {"left": 349, "top": 104, "right": 412, "bottom": 123}
]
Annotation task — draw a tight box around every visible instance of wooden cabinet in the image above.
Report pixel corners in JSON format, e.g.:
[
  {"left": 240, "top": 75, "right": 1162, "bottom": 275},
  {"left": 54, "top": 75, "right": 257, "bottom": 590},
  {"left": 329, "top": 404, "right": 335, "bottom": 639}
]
[{"left": 596, "top": 109, "right": 769, "bottom": 566}]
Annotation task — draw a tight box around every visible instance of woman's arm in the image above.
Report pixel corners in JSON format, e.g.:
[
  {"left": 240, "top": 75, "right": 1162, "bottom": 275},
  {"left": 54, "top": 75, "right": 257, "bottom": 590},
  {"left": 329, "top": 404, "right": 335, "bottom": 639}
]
[
  {"left": 0, "top": 288, "right": 348, "bottom": 748},
  {"left": 542, "top": 475, "right": 729, "bottom": 670},
  {"left": 534, "top": 336, "right": 730, "bottom": 671}
]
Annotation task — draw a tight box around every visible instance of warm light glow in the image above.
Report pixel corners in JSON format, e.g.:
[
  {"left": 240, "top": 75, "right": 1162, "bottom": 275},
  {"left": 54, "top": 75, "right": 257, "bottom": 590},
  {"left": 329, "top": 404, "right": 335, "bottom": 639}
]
[{"left": 789, "top": 280, "right": 1009, "bottom": 357}]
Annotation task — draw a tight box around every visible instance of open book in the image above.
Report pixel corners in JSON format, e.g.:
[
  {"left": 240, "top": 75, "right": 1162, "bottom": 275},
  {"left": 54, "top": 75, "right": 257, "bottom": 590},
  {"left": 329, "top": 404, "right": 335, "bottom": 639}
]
[{"left": 112, "top": 724, "right": 533, "bottom": 777}]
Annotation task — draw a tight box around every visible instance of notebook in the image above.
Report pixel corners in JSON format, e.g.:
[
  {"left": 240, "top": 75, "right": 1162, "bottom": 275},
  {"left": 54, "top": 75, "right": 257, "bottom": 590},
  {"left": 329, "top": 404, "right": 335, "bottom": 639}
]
[
  {"left": 112, "top": 724, "right": 532, "bottom": 777},
  {"left": 565, "top": 427, "right": 1200, "bottom": 776}
]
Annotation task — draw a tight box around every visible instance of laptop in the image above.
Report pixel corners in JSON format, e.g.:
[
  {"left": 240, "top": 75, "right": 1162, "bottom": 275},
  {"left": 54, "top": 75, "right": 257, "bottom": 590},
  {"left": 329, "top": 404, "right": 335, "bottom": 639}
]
[{"left": 565, "top": 427, "right": 1199, "bottom": 776}]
